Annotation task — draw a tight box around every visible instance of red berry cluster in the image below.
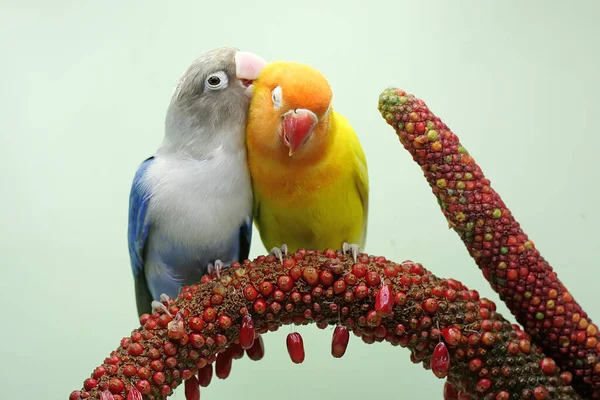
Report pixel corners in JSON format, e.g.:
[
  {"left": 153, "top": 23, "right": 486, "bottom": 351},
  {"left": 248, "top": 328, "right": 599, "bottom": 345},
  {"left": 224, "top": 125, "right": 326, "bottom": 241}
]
[
  {"left": 377, "top": 87, "right": 600, "bottom": 399},
  {"left": 70, "top": 250, "right": 579, "bottom": 400}
]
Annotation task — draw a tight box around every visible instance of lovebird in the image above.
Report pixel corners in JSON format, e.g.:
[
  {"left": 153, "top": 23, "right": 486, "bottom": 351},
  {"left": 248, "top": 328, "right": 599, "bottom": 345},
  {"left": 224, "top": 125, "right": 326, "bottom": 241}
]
[
  {"left": 245, "top": 61, "right": 369, "bottom": 262},
  {"left": 127, "top": 47, "right": 267, "bottom": 317}
]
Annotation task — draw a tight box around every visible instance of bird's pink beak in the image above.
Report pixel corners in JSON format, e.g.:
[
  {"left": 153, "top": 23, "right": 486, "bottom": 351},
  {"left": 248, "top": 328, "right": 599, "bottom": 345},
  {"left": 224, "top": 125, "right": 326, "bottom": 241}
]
[
  {"left": 282, "top": 109, "right": 318, "bottom": 156},
  {"left": 235, "top": 51, "right": 267, "bottom": 96}
]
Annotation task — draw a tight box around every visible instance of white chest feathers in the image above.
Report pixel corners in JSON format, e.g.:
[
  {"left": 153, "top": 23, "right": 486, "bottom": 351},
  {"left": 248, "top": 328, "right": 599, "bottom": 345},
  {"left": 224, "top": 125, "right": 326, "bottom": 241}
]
[{"left": 144, "top": 148, "right": 252, "bottom": 249}]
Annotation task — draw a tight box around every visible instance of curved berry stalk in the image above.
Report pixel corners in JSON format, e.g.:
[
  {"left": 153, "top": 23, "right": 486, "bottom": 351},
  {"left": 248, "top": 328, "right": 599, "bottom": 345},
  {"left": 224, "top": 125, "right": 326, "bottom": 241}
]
[
  {"left": 377, "top": 88, "right": 600, "bottom": 398},
  {"left": 70, "top": 250, "right": 578, "bottom": 400}
]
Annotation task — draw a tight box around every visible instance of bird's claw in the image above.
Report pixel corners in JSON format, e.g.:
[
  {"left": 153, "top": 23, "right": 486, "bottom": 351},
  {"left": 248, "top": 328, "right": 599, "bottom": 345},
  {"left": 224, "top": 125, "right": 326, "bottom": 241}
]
[
  {"left": 151, "top": 300, "right": 171, "bottom": 315},
  {"left": 159, "top": 293, "right": 171, "bottom": 304},
  {"left": 207, "top": 259, "right": 225, "bottom": 279},
  {"left": 269, "top": 243, "right": 288, "bottom": 264},
  {"left": 342, "top": 242, "right": 360, "bottom": 263}
]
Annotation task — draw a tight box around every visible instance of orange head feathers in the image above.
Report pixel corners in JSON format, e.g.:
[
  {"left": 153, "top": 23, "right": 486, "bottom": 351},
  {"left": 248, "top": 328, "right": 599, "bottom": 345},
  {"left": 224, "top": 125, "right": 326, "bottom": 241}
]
[{"left": 247, "top": 61, "right": 334, "bottom": 158}]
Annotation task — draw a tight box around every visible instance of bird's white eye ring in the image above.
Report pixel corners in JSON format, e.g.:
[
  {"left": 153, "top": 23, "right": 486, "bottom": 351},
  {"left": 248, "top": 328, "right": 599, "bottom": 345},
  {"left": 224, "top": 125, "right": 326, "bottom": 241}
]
[
  {"left": 272, "top": 86, "right": 282, "bottom": 109},
  {"left": 205, "top": 71, "right": 228, "bottom": 92}
]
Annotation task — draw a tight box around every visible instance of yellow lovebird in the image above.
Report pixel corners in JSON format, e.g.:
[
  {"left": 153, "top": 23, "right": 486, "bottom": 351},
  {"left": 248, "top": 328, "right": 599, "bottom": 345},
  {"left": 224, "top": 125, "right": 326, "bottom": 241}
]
[{"left": 245, "top": 61, "right": 369, "bottom": 262}]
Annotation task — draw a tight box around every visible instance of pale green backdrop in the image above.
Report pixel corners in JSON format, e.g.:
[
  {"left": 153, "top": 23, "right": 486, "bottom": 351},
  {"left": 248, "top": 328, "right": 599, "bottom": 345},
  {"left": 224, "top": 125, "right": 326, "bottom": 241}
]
[{"left": 1, "top": 1, "right": 598, "bottom": 399}]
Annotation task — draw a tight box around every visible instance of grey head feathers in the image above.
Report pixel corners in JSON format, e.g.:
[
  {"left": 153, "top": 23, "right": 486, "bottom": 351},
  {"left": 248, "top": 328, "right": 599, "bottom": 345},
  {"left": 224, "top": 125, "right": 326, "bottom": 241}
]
[{"left": 160, "top": 47, "right": 251, "bottom": 156}]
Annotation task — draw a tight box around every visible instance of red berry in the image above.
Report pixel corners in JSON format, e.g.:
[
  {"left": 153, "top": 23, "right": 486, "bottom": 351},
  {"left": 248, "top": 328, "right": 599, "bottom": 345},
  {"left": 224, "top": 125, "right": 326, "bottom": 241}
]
[
  {"left": 203, "top": 307, "right": 216, "bottom": 322},
  {"left": 286, "top": 332, "right": 305, "bottom": 364},
  {"left": 134, "top": 380, "right": 150, "bottom": 395},
  {"left": 331, "top": 326, "right": 350, "bottom": 358},
  {"left": 539, "top": 357, "right": 557, "bottom": 376},
  {"left": 244, "top": 285, "right": 258, "bottom": 301},
  {"left": 253, "top": 298, "right": 267, "bottom": 314},
  {"left": 476, "top": 378, "right": 492, "bottom": 393},
  {"left": 128, "top": 343, "right": 144, "bottom": 356},
  {"left": 83, "top": 378, "right": 97, "bottom": 391},
  {"left": 217, "top": 315, "right": 232, "bottom": 329},
  {"left": 441, "top": 327, "right": 462, "bottom": 346},
  {"left": 302, "top": 267, "right": 319, "bottom": 285},
  {"left": 366, "top": 310, "right": 382, "bottom": 327},
  {"left": 333, "top": 279, "right": 346, "bottom": 294},
  {"left": 137, "top": 367, "right": 151, "bottom": 380},
  {"left": 152, "top": 371, "right": 166, "bottom": 385},
  {"left": 352, "top": 263, "right": 367, "bottom": 277},
  {"left": 189, "top": 316, "right": 206, "bottom": 332},
  {"left": 423, "top": 298, "right": 439, "bottom": 314},
  {"left": 277, "top": 275, "right": 294, "bottom": 292},
  {"left": 108, "top": 378, "right": 124, "bottom": 394},
  {"left": 533, "top": 386, "right": 548, "bottom": 400},
  {"left": 431, "top": 342, "right": 450, "bottom": 378},
  {"left": 366, "top": 271, "right": 381, "bottom": 287},
  {"left": 259, "top": 281, "right": 274, "bottom": 297},
  {"left": 69, "top": 391, "right": 82, "bottom": 400},
  {"left": 122, "top": 364, "right": 137, "bottom": 377},
  {"left": 319, "top": 270, "right": 334, "bottom": 286}
]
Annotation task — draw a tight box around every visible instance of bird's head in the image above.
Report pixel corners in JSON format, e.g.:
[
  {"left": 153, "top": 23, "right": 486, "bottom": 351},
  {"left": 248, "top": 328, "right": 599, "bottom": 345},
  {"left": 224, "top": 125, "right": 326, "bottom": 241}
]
[
  {"left": 164, "top": 47, "right": 267, "bottom": 150},
  {"left": 247, "top": 61, "right": 333, "bottom": 157}
]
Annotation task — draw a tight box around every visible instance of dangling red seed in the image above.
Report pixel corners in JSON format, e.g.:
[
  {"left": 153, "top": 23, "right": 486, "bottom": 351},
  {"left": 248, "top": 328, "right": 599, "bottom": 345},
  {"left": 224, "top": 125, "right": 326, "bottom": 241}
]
[
  {"left": 125, "top": 386, "right": 142, "bottom": 400},
  {"left": 239, "top": 314, "right": 255, "bottom": 349},
  {"left": 286, "top": 332, "right": 305, "bottom": 364},
  {"left": 246, "top": 335, "right": 265, "bottom": 360},
  {"left": 443, "top": 381, "right": 459, "bottom": 400},
  {"left": 431, "top": 342, "right": 450, "bottom": 378},
  {"left": 184, "top": 376, "right": 200, "bottom": 400},
  {"left": 375, "top": 284, "right": 393, "bottom": 315},
  {"left": 197, "top": 364, "right": 213, "bottom": 387},
  {"left": 216, "top": 348, "right": 233, "bottom": 379},
  {"left": 229, "top": 343, "right": 244, "bottom": 359},
  {"left": 331, "top": 326, "right": 350, "bottom": 358}
]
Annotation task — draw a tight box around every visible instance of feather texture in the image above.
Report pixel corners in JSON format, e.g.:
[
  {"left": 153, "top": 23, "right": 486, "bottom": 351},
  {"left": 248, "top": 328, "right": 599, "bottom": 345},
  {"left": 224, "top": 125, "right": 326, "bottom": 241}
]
[{"left": 246, "top": 61, "right": 369, "bottom": 253}]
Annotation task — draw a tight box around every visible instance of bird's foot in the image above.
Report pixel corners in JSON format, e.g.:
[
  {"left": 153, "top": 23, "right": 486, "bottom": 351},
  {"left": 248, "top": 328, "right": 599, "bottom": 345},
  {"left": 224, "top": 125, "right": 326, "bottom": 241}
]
[
  {"left": 269, "top": 243, "right": 289, "bottom": 264},
  {"left": 159, "top": 293, "right": 171, "bottom": 304},
  {"left": 207, "top": 259, "right": 225, "bottom": 279},
  {"left": 342, "top": 242, "right": 361, "bottom": 263},
  {"left": 151, "top": 298, "right": 171, "bottom": 315}
]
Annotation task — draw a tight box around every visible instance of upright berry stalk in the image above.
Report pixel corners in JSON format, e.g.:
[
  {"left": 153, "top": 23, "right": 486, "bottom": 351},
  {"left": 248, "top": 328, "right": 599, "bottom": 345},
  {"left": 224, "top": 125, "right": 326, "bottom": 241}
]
[
  {"left": 377, "top": 88, "right": 600, "bottom": 398},
  {"left": 70, "top": 250, "right": 579, "bottom": 400}
]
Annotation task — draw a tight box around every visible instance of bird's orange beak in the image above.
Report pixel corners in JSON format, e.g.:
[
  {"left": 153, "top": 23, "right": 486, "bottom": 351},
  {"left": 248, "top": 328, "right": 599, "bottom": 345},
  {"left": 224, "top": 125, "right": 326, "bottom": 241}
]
[{"left": 282, "top": 109, "right": 318, "bottom": 156}]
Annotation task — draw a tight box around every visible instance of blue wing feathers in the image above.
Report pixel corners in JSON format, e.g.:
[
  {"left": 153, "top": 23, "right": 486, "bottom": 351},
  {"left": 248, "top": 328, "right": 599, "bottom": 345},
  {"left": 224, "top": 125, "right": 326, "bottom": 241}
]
[{"left": 127, "top": 156, "right": 155, "bottom": 279}]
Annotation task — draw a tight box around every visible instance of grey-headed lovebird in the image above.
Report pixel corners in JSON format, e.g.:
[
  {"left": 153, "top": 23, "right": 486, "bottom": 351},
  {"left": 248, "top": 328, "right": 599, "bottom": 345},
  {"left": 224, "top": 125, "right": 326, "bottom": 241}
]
[{"left": 127, "top": 47, "right": 267, "bottom": 316}]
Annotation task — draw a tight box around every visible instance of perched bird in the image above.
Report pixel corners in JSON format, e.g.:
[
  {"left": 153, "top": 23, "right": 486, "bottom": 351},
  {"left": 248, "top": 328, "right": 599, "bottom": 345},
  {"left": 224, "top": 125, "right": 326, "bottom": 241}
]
[
  {"left": 127, "top": 47, "right": 267, "bottom": 317},
  {"left": 245, "top": 61, "right": 369, "bottom": 262}
]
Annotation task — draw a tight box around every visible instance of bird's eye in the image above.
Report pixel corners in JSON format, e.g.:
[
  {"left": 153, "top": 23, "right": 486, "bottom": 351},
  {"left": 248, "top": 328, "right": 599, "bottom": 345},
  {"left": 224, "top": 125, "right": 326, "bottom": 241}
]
[
  {"left": 272, "top": 86, "right": 282, "bottom": 109},
  {"left": 204, "top": 71, "right": 228, "bottom": 92}
]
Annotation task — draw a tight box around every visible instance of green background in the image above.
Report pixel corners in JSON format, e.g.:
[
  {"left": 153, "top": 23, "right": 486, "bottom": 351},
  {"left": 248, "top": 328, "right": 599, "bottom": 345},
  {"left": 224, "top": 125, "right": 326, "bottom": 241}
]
[{"left": 1, "top": 1, "right": 598, "bottom": 399}]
